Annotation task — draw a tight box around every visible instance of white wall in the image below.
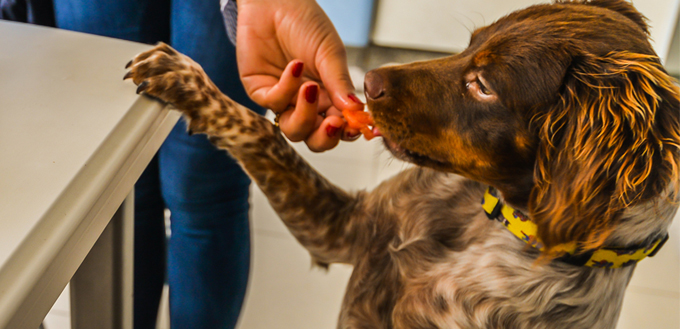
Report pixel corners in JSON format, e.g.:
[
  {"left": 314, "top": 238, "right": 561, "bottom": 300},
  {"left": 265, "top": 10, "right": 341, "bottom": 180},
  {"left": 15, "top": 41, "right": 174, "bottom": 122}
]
[{"left": 372, "top": 0, "right": 679, "bottom": 63}]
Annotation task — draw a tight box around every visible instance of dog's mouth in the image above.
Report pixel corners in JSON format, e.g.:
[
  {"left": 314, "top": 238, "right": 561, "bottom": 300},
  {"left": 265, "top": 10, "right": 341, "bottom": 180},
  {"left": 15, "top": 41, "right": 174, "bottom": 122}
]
[
  {"left": 365, "top": 94, "right": 449, "bottom": 168},
  {"left": 372, "top": 124, "right": 449, "bottom": 168},
  {"left": 384, "top": 138, "right": 447, "bottom": 167}
]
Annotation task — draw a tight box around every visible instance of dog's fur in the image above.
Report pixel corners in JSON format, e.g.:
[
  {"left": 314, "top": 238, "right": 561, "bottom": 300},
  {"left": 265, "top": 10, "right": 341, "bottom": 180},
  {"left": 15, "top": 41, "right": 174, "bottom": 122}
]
[{"left": 125, "top": 0, "right": 680, "bottom": 327}]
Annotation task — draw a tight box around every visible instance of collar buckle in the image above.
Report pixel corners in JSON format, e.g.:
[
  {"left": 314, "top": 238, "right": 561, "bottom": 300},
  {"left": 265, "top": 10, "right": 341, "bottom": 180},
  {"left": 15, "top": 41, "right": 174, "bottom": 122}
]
[
  {"left": 485, "top": 200, "right": 502, "bottom": 220},
  {"left": 647, "top": 233, "right": 669, "bottom": 258},
  {"left": 481, "top": 188, "right": 503, "bottom": 220}
]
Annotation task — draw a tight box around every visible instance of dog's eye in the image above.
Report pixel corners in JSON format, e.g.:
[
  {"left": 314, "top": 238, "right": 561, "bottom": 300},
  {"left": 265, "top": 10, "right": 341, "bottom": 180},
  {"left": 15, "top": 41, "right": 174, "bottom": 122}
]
[
  {"left": 465, "top": 75, "right": 496, "bottom": 101},
  {"left": 476, "top": 78, "right": 491, "bottom": 95}
]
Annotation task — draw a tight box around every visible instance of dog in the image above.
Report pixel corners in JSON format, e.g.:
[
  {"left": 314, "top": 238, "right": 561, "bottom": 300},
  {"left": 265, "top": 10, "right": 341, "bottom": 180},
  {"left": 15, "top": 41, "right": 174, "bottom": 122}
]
[{"left": 124, "top": 0, "right": 680, "bottom": 327}]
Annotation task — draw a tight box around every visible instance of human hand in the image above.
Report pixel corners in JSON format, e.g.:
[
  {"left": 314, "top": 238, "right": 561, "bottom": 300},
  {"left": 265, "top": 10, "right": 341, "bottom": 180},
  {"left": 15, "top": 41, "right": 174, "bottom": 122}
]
[{"left": 235, "top": 0, "right": 365, "bottom": 152}]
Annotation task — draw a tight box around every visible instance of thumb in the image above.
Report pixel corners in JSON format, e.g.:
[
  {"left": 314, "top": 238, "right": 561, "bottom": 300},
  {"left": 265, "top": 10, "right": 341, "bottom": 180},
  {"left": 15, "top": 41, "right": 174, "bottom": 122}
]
[{"left": 316, "top": 43, "right": 365, "bottom": 112}]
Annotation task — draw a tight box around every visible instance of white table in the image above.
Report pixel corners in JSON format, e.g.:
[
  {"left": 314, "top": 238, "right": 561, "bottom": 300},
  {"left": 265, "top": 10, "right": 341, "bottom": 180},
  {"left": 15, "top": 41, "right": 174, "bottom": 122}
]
[{"left": 0, "top": 21, "right": 180, "bottom": 328}]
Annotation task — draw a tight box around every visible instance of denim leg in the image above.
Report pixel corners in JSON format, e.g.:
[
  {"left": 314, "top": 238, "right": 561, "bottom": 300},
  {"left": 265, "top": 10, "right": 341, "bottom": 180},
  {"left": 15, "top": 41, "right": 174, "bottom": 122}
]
[
  {"left": 163, "top": 2, "right": 264, "bottom": 328},
  {"left": 159, "top": 120, "right": 252, "bottom": 329},
  {"left": 133, "top": 156, "right": 167, "bottom": 329}
]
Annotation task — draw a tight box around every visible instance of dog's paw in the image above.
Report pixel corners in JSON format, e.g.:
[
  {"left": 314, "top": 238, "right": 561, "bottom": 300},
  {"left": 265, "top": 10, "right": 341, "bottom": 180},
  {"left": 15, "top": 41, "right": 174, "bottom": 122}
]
[{"left": 124, "top": 42, "right": 216, "bottom": 113}]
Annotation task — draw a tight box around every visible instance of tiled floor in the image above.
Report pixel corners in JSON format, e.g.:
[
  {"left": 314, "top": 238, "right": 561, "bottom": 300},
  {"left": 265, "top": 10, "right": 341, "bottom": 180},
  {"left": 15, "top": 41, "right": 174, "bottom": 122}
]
[{"left": 43, "top": 47, "right": 680, "bottom": 329}]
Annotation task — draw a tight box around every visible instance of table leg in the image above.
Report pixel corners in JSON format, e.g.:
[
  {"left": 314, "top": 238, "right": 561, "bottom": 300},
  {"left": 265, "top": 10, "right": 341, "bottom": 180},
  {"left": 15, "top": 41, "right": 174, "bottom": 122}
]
[{"left": 69, "top": 191, "right": 134, "bottom": 329}]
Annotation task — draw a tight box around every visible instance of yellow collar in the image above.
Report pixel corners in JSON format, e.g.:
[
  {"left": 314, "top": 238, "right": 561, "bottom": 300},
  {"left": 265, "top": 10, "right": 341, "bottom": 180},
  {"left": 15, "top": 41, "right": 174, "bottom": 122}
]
[{"left": 482, "top": 187, "right": 668, "bottom": 268}]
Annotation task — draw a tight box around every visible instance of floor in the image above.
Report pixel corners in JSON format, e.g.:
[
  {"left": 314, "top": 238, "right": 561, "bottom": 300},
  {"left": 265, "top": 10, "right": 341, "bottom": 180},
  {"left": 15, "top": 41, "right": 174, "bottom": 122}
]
[{"left": 43, "top": 46, "right": 680, "bottom": 329}]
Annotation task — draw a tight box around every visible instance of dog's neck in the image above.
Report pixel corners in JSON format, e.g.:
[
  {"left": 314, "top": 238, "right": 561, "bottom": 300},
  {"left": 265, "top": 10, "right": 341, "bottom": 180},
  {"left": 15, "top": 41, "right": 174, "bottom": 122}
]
[
  {"left": 488, "top": 176, "right": 535, "bottom": 208},
  {"left": 484, "top": 185, "right": 672, "bottom": 268},
  {"left": 608, "top": 186, "right": 678, "bottom": 247},
  {"left": 493, "top": 183, "right": 677, "bottom": 248},
  {"left": 488, "top": 186, "right": 529, "bottom": 213}
]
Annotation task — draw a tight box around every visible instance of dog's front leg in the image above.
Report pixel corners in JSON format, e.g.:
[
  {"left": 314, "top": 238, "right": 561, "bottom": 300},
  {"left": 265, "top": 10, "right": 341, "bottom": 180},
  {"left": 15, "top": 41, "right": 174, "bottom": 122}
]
[{"left": 124, "top": 43, "right": 372, "bottom": 265}]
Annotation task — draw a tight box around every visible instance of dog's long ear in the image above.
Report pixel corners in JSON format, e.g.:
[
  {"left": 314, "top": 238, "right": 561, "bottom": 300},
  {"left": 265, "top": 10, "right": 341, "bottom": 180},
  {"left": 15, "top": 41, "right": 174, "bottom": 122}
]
[
  {"left": 530, "top": 51, "right": 680, "bottom": 254},
  {"left": 584, "top": 0, "right": 651, "bottom": 35}
]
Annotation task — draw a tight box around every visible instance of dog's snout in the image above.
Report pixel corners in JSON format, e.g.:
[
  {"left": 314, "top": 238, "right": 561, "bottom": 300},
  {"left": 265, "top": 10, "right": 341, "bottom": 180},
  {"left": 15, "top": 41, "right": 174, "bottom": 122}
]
[{"left": 364, "top": 70, "right": 386, "bottom": 100}]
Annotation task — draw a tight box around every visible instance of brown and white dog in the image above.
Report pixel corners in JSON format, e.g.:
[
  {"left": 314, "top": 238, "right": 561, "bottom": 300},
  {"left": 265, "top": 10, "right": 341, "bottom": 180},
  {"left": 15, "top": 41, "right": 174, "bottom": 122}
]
[{"left": 124, "top": 0, "right": 680, "bottom": 327}]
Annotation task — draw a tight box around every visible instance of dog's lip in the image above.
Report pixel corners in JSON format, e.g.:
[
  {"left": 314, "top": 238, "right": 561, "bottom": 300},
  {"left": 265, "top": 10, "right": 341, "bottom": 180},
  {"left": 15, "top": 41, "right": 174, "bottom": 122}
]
[
  {"left": 365, "top": 108, "right": 430, "bottom": 163},
  {"left": 363, "top": 104, "right": 382, "bottom": 139},
  {"left": 364, "top": 104, "right": 423, "bottom": 162},
  {"left": 367, "top": 110, "right": 446, "bottom": 166},
  {"left": 380, "top": 133, "right": 449, "bottom": 167},
  {"left": 383, "top": 137, "right": 402, "bottom": 153}
]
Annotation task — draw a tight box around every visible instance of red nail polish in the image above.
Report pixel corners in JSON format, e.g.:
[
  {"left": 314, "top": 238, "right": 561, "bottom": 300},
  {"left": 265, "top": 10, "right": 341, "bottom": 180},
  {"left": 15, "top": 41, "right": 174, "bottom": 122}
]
[
  {"left": 292, "top": 62, "right": 304, "bottom": 78},
  {"left": 348, "top": 93, "right": 363, "bottom": 104},
  {"left": 326, "top": 125, "right": 340, "bottom": 137},
  {"left": 345, "top": 131, "right": 361, "bottom": 140},
  {"left": 305, "top": 85, "right": 318, "bottom": 103}
]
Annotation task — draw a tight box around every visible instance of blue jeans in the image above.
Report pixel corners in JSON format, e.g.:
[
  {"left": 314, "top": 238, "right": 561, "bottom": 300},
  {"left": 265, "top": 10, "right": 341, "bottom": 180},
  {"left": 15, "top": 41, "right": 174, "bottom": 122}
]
[{"left": 53, "top": 0, "right": 265, "bottom": 327}]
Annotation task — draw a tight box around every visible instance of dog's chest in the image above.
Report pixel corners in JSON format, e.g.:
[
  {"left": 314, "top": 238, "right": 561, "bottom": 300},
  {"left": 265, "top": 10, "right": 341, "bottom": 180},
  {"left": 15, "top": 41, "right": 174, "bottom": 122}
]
[
  {"left": 336, "top": 170, "right": 629, "bottom": 329},
  {"left": 339, "top": 223, "right": 633, "bottom": 329},
  {"left": 337, "top": 236, "right": 478, "bottom": 329},
  {"left": 338, "top": 174, "right": 494, "bottom": 328}
]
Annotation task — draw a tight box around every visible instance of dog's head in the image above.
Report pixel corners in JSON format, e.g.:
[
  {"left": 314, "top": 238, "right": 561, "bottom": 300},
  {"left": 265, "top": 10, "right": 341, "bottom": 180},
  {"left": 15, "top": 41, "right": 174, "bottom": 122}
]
[{"left": 365, "top": 0, "right": 680, "bottom": 254}]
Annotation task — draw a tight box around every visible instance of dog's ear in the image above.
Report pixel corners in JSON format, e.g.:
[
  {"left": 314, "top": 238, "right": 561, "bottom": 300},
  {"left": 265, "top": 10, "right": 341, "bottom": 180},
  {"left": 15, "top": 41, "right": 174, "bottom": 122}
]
[
  {"left": 530, "top": 51, "right": 680, "bottom": 255},
  {"left": 583, "top": 0, "right": 651, "bottom": 35}
]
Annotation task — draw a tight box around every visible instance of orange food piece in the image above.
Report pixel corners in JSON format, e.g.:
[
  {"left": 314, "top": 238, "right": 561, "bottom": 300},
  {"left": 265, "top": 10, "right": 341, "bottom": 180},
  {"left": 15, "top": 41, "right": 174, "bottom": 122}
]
[{"left": 342, "top": 109, "right": 375, "bottom": 140}]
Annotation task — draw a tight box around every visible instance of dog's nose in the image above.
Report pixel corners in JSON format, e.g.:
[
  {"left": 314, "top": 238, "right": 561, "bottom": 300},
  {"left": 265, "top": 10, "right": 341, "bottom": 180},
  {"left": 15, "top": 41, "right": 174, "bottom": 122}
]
[{"left": 364, "top": 70, "right": 385, "bottom": 100}]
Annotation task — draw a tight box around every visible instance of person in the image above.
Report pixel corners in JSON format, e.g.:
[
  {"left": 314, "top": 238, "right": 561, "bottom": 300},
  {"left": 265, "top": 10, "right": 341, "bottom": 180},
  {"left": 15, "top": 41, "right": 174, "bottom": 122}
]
[{"left": 24, "top": 0, "right": 362, "bottom": 328}]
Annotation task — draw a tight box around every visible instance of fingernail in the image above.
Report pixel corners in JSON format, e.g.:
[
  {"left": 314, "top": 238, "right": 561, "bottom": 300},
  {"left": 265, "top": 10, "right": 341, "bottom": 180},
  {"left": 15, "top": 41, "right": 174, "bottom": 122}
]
[
  {"left": 125, "top": 60, "right": 133, "bottom": 69},
  {"left": 345, "top": 131, "right": 361, "bottom": 140},
  {"left": 326, "top": 125, "right": 341, "bottom": 137},
  {"left": 305, "top": 85, "right": 318, "bottom": 103},
  {"left": 292, "top": 62, "right": 304, "bottom": 78},
  {"left": 348, "top": 93, "right": 363, "bottom": 104}
]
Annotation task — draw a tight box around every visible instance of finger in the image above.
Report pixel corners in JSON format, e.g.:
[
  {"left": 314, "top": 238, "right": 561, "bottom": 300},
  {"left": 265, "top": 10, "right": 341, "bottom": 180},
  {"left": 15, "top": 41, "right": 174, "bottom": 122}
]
[
  {"left": 326, "top": 107, "right": 342, "bottom": 117},
  {"left": 315, "top": 39, "right": 365, "bottom": 112},
  {"left": 278, "top": 82, "right": 321, "bottom": 142},
  {"left": 288, "top": 84, "right": 331, "bottom": 113},
  {"left": 305, "top": 115, "right": 346, "bottom": 152},
  {"left": 316, "top": 89, "right": 333, "bottom": 113},
  {"left": 341, "top": 126, "right": 362, "bottom": 141},
  {"left": 250, "top": 60, "right": 305, "bottom": 111},
  {"left": 323, "top": 107, "right": 360, "bottom": 141}
]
